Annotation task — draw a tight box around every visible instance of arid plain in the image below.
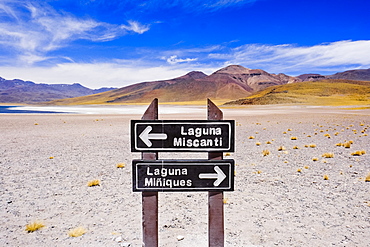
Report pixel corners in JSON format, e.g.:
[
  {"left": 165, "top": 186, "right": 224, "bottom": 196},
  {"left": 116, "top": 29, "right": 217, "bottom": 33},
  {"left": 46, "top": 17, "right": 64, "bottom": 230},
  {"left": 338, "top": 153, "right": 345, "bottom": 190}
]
[{"left": 1, "top": 105, "right": 369, "bottom": 246}]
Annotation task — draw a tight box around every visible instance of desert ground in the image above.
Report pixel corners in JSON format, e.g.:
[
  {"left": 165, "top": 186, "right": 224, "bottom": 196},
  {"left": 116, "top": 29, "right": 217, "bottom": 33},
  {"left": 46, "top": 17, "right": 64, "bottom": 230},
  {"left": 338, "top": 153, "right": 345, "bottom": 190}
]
[{"left": 0, "top": 105, "right": 369, "bottom": 246}]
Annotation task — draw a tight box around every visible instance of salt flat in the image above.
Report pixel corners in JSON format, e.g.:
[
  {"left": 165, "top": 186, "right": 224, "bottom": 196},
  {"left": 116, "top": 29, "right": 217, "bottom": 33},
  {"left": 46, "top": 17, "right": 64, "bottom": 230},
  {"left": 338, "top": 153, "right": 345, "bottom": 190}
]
[{"left": 0, "top": 105, "right": 369, "bottom": 246}]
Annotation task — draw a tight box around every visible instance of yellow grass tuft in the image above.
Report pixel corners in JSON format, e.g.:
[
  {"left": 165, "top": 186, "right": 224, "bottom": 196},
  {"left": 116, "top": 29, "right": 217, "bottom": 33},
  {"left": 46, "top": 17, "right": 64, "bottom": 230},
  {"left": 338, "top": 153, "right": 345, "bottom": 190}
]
[
  {"left": 256, "top": 142, "right": 261, "bottom": 146},
  {"left": 293, "top": 146, "right": 299, "bottom": 149},
  {"left": 25, "top": 221, "right": 45, "bottom": 233},
  {"left": 266, "top": 141, "right": 272, "bottom": 144},
  {"left": 68, "top": 226, "right": 87, "bottom": 237},
  {"left": 49, "top": 156, "right": 54, "bottom": 159},
  {"left": 262, "top": 150, "right": 270, "bottom": 156},
  {"left": 322, "top": 153, "right": 334, "bottom": 158},
  {"left": 309, "top": 144, "right": 317, "bottom": 148},
  {"left": 323, "top": 174, "right": 329, "bottom": 180},
  {"left": 257, "top": 170, "right": 262, "bottom": 174},
  {"left": 290, "top": 136, "right": 297, "bottom": 140},
  {"left": 223, "top": 198, "right": 229, "bottom": 204},
  {"left": 116, "top": 163, "right": 125, "bottom": 168},
  {"left": 344, "top": 142, "right": 351, "bottom": 148},
  {"left": 365, "top": 173, "right": 370, "bottom": 182},
  {"left": 297, "top": 168, "right": 302, "bottom": 173},
  {"left": 304, "top": 166, "right": 309, "bottom": 169},
  {"left": 87, "top": 179, "right": 100, "bottom": 187},
  {"left": 224, "top": 153, "right": 231, "bottom": 156},
  {"left": 248, "top": 136, "right": 255, "bottom": 139},
  {"left": 312, "top": 157, "right": 319, "bottom": 161},
  {"left": 278, "top": 146, "right": 286, "bottom": 151},
  {"left": 351, "top": 150, "right": 366, "bottom": 156}
]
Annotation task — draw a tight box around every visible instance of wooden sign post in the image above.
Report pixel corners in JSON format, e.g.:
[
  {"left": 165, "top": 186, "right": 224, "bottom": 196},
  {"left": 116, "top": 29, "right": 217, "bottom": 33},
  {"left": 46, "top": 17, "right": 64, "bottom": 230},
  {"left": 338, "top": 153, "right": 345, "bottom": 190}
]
[{"left": 132, "top": 98, "right": 234, "bottom": 247}]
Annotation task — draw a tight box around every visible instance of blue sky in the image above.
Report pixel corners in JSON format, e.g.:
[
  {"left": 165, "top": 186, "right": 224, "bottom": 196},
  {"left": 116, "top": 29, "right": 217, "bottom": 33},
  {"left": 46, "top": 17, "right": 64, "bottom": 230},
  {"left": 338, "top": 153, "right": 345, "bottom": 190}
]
[{"left": 0, "top": 0, "right": 369, "bottom": 88}]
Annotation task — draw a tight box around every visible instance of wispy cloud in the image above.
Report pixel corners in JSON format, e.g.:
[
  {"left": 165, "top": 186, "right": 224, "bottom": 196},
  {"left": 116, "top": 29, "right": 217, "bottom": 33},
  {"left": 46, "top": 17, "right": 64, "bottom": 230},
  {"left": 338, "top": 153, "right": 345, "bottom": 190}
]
[
  {"left": 0, "top": 1, "right": 149, "bottom": 65},
  {"left": 165, "top": 55, "right": 198, "bottom": 65},
  {"left": 209, "top": 40, "right": 370, "bottom": 74}
]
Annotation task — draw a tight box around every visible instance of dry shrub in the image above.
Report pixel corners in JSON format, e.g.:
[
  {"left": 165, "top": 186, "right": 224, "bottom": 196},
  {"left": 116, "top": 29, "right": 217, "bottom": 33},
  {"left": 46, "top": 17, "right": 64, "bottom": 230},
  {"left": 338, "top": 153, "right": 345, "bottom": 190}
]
[
  {"left": 290, "top": 136, "right": 297, "bottom": 140},
  {"left": 323, "top": 174, "right": 329, "bottom": 180},
  {"left": 297, "top": 168, "right": 302, "bottom": 173},
  {"left": 278, "top": 146, "right": 286, "bottom": 151},
  {"left": 309, "top": 144, "right": 316, "bottom": 148},
  {"left": 312, "top": 157, "right": 319, "bottom": 161},
  {"left": 25, "top": 221, "right": 45, "bottom": 233},
  {"left": 351, "top": 150, "right": 366, "bottom": 156},
  {"left": 87, "top": 179, "right": 100, "bottom": 187},
  {"left": 68, "top": 227, "right": 87, "bottom": 237},
  {"left": 365, "top": 173, "right": 370, "bottom": 182},
  {"left": 249, "top": 136, "right": 255, "bottom": 139},
  {"left": 116, "top": 163, "right": 125, "bottom": 168},
  {"left": 256, "top": 142, "right": 261, "bottom": 146},
  {"left": 322, "top": 153, "right": 334, "bottom": 158},
  {"left": 262, "top": 150, "right": 270, "bottom": 156},
  {"left": 293, "top": 146, "right": 299, "bottom": 149}
]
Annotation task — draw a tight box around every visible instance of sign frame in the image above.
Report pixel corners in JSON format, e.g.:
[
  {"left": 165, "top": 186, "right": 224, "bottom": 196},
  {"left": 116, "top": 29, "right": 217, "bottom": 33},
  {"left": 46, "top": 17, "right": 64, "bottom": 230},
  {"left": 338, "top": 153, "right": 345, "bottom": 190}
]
[
  {"left": 132, "top": 159, "right": 235, "bottom": 192},
  {"left": 131, "top": 120, "right": 235, "bottom": 152}
]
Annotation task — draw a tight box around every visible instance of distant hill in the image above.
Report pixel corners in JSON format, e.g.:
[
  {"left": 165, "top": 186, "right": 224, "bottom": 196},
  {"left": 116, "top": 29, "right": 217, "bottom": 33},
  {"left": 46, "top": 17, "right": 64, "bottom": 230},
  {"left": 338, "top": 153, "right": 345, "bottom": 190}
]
[
  {"left": 0, "top": 77, "right": 115, "bottom": 103},
  {"left": 46, "top": 65, "right": 298, "bottom": 105},
  {"left": 224, "top": 79, "right": 370, "bottom": 106},
  {"left": 3, "top": 66, "right": 370, "bottom": 105}
]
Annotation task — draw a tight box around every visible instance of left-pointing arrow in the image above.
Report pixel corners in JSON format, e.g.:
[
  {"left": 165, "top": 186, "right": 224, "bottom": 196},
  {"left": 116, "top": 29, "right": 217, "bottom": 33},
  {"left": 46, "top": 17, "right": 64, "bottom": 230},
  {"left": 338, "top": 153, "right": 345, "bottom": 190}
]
[
  {"left": 199, "top": 166, "right": 227, "bottom": 186},
  {"left": 139, "top": 126, "right": 168, "bottom": 147}
]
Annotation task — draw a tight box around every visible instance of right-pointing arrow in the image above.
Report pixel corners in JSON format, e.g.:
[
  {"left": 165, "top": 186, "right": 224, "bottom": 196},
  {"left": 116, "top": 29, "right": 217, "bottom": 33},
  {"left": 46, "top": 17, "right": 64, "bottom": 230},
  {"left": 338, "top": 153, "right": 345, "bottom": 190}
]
[{"left": 199, "top": 166, "right": 227, "bottom": 186}]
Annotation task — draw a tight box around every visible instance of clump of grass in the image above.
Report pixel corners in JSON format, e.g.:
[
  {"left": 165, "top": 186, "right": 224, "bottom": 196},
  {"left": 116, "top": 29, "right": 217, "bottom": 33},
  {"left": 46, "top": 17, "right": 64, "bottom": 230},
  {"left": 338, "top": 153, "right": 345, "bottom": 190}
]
[
  {"left": 365, "top": 173, "right": 370, "bottom": 182},
  {"left": 266, "top": 141, "right": 272, "bottom": 144},
  {"left": 256, "top": 142, "right": 261, "bottom": 146},
  {"left": 293, "top": 146, "right": 299, "bottom": 149},
  {"left": 87, "top": 179, "right": 100, "bottom": 187},
  {"left": 257, "top": 170, "right": 262, "bottom": 174},
  {"left": 290, "top": 136, "right": 297, "bottom": 140},
  {"left": 351, "top": 150, "right": 366, "bottom": 156},
  {"left": 49, "top": 156, "right": 54, "bottom": 159},
  {"left": 297, "top": 168, "right": 302, "bottom": 173},
  {"left": 323, "top": 174, "right": 329, "bottom": 180},
  {"left": 248, "top": 136, "right": 255, "bottom": 139},
  {"left": 223, "top": 198, "right": 229, "bottom": 204},
  {"left": 309, "top": 144, "right": 317, "bottom": 148},
  {"left": 312, "top": 157, "right": 319, "bottom": 161},
  {"left": 344, "top": 142, "right": 351, "bottom": 148},
  {"left": 116, "top": 163, "right": 125, "bottom": 168},
  {"left": 25, "top": 221, "right": 45, "bottom": 233},
  {"left": 322, "top": 153, "right": 334, "bottom": 158},
  {"left": 262, "top": 150, "right": 270, "bottom": 156},
  {"left": 68, "top": 227, "right": 87, "bottom": 237},
  {"left": 278, "top": 146, "right": 286, "bottom": 151},
  {"left": 304, "top": 166, "right": 309, "bottom": 169},
  {"left": 224, "top": 153, "right": 231, "bottom": 156}
]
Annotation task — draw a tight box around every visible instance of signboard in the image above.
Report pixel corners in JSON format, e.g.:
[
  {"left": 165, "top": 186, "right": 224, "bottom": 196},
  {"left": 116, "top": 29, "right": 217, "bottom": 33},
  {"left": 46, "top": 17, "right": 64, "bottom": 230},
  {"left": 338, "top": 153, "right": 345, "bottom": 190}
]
[
  {"left": 131, "top": 120, "right": 234, "bottom": 152},
  {"left": 132, "top": 159, "right": 234, "bottom": 192}
]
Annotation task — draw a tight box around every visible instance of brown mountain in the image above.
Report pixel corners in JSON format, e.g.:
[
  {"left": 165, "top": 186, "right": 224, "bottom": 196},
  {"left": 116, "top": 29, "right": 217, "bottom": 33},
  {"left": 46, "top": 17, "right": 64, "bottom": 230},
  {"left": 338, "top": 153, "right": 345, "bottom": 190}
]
[
  {"left": 328, "top": 68, "right": 370, "bottom": 81},
  {"left": 47, "top": 65, "right": 298, "bottom": 105}
]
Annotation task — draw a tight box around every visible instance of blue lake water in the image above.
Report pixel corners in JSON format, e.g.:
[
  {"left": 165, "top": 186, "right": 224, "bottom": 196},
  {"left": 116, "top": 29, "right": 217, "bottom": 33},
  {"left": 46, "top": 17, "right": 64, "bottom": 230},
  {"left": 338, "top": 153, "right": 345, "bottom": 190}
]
[{"left": 0, "top": 105, "right": 206, "bottom": 115}]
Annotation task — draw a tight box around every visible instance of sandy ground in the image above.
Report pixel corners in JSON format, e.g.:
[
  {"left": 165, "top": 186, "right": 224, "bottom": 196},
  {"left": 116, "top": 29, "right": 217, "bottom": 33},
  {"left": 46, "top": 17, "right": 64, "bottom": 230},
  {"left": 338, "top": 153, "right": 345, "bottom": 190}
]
[{"left": 0, "top": 105, "right": 369, "bottom": 246}]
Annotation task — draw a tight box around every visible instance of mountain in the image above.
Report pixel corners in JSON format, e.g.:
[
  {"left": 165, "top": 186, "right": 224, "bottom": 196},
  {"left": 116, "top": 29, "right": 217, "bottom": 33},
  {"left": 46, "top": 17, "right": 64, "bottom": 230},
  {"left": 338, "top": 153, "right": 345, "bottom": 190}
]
[
  {"left": 224, "top": 79, "right": 370, "bottom": 106},
  {"left": 328, "top": 68, "right": 370, "bottom": 81},
  {"left": 0, "top": 77, "right": 116, "bottom": 103},
  {"left": 46, "top": 65, "right": 298, "bottom": 105},
  {"left": 298, "top": 68, "right": 370, "bottom": 82}
]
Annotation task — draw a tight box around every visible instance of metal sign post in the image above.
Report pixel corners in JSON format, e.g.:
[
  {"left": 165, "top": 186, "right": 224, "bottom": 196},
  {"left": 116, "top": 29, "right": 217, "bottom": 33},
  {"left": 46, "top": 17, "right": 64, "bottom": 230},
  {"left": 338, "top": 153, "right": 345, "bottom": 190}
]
[{"left": 132, "top": 98, "right": 233, "bottom": 247}]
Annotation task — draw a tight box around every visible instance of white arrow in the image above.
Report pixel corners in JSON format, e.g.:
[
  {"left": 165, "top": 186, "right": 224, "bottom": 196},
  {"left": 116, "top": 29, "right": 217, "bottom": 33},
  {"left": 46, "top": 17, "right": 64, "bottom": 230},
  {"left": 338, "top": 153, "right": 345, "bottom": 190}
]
[
  {"left": 139, "top": 126, "right": 168, "bottom": 147},
  {"left": 199, "top": 166, "right": 226, "bottom": 186}
]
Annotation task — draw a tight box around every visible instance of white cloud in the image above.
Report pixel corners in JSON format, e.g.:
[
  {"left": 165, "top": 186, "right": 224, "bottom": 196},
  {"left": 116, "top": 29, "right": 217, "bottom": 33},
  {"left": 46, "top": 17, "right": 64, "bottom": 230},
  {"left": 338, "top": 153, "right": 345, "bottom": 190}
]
[
  {"left": 211, "top": 40, "right": 370, "bottom": 74},
  {"left": 166, "top": 55, "right": 198, "bottom": 65},
  {"left": 0, "top": 1, "right": 149, "bottom": 65},
  {"left": 0, "top": 62, "right": 216, "bottom": 89}
]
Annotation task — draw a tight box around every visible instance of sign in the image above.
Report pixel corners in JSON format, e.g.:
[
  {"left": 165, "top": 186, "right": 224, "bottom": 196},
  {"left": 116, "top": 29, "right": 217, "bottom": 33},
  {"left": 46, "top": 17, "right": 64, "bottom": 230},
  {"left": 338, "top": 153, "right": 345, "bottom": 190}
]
[
  {"left": 132, "top": 159, "right": 234, "bottom": 192},
  {"left": 131, "top": 120, "right": 234, "bottom": 152}
]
